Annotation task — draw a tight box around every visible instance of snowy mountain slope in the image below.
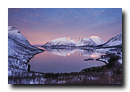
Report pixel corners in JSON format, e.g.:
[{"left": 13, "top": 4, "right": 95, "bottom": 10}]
[
  {"left": 102, "top": 32, "right": 122, "bottom": 47},
  {"left": 75, "top": 37, "right": 96, "bottom": 46},
  {"left": 44, "top": 37, "right": 77, "bottom": 46},
  {"left": 90, "top": 36, "right": 105, "bottom": 45},
  {"left": 8, "top": 26, "right": 43, "bottom": 56},
  {"left": 75, "top": 36, "right": 105, "bottom": 46},
  {"left": 43, "top": 36, "right": 105, "bottom": 47},
  {"left": 8, "top": 26, "right": 30, "bottom": 47},
  {"left": 8, "top": 26, "right": 44, "bottom": 79}
]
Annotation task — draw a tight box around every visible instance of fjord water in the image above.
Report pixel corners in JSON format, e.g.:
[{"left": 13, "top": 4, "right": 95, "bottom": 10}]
[{"left": 28, "top": 48, "right": 106, "bottom": 73}]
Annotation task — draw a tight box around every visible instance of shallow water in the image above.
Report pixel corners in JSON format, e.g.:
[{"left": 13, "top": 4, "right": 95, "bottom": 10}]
[{"left": 28, "top": 48, "right": 106, "bottom": 73}]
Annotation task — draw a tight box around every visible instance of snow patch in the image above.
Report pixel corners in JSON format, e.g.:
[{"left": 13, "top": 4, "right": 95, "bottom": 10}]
[
  {"left": 118, "top": 59, "right": 122, "bottom": 64},
  {"left": 95, "top": 48, "right": 112, "bottom": 53}
]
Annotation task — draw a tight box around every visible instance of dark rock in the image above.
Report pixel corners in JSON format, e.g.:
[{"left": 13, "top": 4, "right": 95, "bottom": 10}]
[
  {"left": 117, "top": 52, "right": 121, "bottom": 54},
  {"left": 96, "top": 58, "right": 101, "bottom": 61},
  {"left": 84, "top": 58, "right": 94, "bottom": 61},
  {"left": 101, "top": 55, "right": 109, "bottom": 58}
]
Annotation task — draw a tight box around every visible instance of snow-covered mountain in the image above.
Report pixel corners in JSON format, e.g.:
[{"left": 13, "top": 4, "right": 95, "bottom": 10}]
[
  {"left": 8, "top": 26, "right": 44, "bottom": 56},
  {"left": 102, "top": 32, "right": 122, "bottom": 47},
  {"left": 8, "top": 26, "right": 44, "bottom": 78},
  {"left": 44, "top": 37, "right": 77, "bottom": 46},
  {"left": 43, "top": 36, "right": 105, "bottom": 47},
  {"left": 76, "top": 36, "right": 105, "bottom": 46},
  {"left": 8, "top": 26, "right": 30, "bottom": 48},
  {"left": 44, "top": 32, "right": 122, "bottom": 47}
]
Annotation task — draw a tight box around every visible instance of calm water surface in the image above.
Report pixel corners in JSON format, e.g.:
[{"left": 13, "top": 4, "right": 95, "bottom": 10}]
[{"left": 28, "top": 49, "right": 106, "bottom": 73}]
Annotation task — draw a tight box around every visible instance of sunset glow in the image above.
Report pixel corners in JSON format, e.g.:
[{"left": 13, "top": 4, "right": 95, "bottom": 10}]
[
  {"left": 8, "top": 8, "right": 122, "bottom": 45},
  {"left": 67, "top": 37, "right": 70, "bottom": 39},
  {"left": 67, "top": 53, "right": 71, "bottom": 56},
  {"left": 79, "top": 37, "right": 83, "bottom": 39},
  {"left": 79, "top": 53, "right": 82, "bottom": 56},
  {"left": 90, "top": 36, "right": 99, "bottom": 38},
  {"left": 90, "top": 55, "right": 99, "bottom": 58}
]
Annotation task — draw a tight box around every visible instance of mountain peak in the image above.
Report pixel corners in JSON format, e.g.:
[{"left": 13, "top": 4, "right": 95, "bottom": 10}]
[
  {"left": 90, "top": 36, "right": 99, "bottom": 38},
  {"left": 79, "top": 37, "right": 83, "bottom": 39},
  {"left": 67, "top": 37, "right": 70, "bottom": 39},
  {"left": 8, "top": 26, "right": 21, "bottom": 33},
  {"left": 44, "top": 37, "right": 77, "bottom": 46},
  {"left": 50, "top": 37, "right": 74, "bottom": 42},
  {"left": 8, "top": 26, "right": 30, "bottom": 45},
  {"left": 44, "top": 36, "right": 105, "bottom": 47},
  {"left": 76, "top": 36, "right": 105, "bottom": 46}
]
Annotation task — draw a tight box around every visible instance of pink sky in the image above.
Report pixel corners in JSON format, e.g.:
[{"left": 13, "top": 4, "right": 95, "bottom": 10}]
[{"left": 8, "top": 8, "right": 122, "bottom": 45}]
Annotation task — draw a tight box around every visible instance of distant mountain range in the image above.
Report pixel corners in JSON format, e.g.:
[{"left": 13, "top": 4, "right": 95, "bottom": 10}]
[
  {"left": 43, "top": 32, "right": 122, "bottom": 47},
  {"left": 44, "top": 37, "right": 77, "bottom": 46}
]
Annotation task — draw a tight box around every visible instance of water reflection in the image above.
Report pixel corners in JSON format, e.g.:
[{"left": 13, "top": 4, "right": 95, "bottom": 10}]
[
  {"left": 67, "top": 53, "right": 71, "bottom": 56},
  {"left": 90, "top": 52, "right": 102, "bottom": 58},
  {"left": 28, "top": 48, "right": 106, "bottom": 73},
  {"left": 45, "top": 48, "right": 95, "bottom": 57}
]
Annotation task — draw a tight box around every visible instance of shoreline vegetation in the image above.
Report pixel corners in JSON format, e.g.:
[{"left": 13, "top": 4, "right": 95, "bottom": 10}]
[{"left": 9, "top": 66, "right": 122, "bottom": 84}]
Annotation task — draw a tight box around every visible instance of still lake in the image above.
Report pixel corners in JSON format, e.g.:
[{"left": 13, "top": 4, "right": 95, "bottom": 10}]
[{"left": 28, "top": 48, "right": 106, "bottom": 73}]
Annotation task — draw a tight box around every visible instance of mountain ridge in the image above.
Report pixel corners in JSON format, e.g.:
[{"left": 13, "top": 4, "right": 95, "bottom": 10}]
[
  {"left": 100, "top": 32, "right": 122, "bottom": 47},
  {"left": 43, "top": 36, "right": 105, "bottom": 47},
  {"left": 8, "top": 26, "right": 44, "bottom": 80},
  {"left": 43, "top": 32, "right": 122, "bottom": 47}
]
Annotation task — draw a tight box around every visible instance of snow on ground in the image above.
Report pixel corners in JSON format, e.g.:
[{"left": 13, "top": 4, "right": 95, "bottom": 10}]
[
  {"left": 57, "top": 81, "right": 66, "bottom": 84},
  {"left": 8, "top": 26, "right": 44, "bottom": 84},
  {"left": 98, "top": 58, "right": 110, "bottom": 64},
  {"left": 118, "top": 59, "right": 122, "bottom": 64},
  {"left": 86, "top": 77, "right": 99, "bottom": 80},
  {"left": 95, "top": 48, "right": 113, "bottom": 53},
  {"left": 95, "top": 47, "right": 122, "bottom": 66}
]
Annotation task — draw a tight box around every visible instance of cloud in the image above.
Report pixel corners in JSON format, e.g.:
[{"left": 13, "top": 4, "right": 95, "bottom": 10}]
[
  {"left": 14, "top": 8, "right": 21, "bottom": 12},
  {"left": 8, "top": 8, "right": 122, "bottom": 44}
]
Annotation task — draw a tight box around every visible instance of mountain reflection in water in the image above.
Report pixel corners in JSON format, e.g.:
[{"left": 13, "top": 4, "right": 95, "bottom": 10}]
[{"left": 28, "top": 48, "right": 106, "bottom": 73}]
